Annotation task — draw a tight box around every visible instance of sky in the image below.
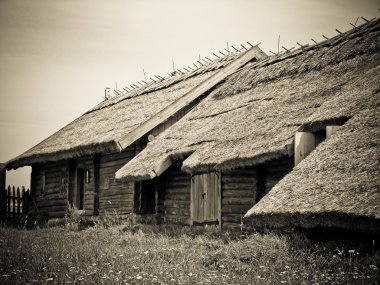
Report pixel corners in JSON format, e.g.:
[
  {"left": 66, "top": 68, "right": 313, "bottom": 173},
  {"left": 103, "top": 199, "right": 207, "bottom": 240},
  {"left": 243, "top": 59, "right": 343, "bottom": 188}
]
[{"left": 0, "top": 0, "right": 378, "bottom": 187}]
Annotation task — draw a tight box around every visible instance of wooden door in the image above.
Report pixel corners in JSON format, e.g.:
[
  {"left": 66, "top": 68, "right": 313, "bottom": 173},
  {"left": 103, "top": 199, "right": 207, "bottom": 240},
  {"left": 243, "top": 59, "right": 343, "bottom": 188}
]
[{"left": 191, "top": 172, "right": 221, "bottom": 224}]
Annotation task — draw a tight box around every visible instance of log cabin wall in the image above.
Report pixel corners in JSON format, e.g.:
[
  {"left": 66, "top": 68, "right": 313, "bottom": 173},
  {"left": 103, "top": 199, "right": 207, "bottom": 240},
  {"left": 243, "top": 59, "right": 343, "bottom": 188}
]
[
  {"left": 221, "top": 167, "right": 258, "bottom": 229},
  {"left": 31, "top": 161, "right": 70, "bottom": 218},
  {"left": 150, "top": 107, "right": 192, "bottom": 138},
  {"left": 98, "top": 147, "right": 135, "bottom": 215},
  {"left": 161, "top": 163, "right": 191, "bottom": 225},
  {"left": 256, "top": 156, "right": 294, "bottom": 201}
]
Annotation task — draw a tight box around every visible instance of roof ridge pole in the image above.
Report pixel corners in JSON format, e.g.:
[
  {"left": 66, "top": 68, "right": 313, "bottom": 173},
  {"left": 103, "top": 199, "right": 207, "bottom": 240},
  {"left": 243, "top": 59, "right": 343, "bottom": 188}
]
[
  {"left": 354, "top": 16, "right": 359, "bottom": 26},
  {"left": 296, "top": 42, "right": 305, "bottom": 48},
  {"left": 143, "top": 69, "right": 147, "bottom": 81},
  {"left": 361, "top": 16, "right": 369, "bottom": 23},
  {"left": 231, "top": 45, "right": 240, "bottom": 52},
  {"left": 240, "top": 44, "right": 248, "bottom": 51}
]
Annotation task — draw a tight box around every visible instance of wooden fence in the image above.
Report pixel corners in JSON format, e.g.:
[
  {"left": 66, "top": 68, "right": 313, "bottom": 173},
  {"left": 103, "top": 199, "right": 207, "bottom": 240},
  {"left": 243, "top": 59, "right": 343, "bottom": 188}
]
[{"left": 0, "top": 186, "right": 30, "bottom": 219}]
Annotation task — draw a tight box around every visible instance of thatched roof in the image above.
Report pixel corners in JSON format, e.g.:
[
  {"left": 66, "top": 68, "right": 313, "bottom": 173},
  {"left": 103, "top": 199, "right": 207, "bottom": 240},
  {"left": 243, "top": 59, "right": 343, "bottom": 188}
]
[
  {"left": 6, "top": 51, "right": 245, "bottom": 170},
  {"left": 245, "top": 106, "right": 380, "bottom": 234},
  {"left": 116, "top": 19, "right": 380, "bottom": 181}
]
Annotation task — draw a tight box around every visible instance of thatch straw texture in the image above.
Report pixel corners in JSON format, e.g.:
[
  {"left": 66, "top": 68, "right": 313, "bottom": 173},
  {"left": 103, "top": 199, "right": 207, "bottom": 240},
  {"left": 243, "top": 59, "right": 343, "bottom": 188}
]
[
  {"left": 7, "top": 52, "right": 241, "bottom": 170},
  {"left": 245, "top": 106, "right": 380, "bottom": 233},
  {"left": 116, "top": 19, "right": 380, "bottom": 180}
]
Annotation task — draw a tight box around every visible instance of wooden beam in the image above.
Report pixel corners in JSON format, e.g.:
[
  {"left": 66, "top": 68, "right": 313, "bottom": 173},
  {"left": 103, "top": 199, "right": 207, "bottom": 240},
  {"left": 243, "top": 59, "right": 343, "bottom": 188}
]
[
  {"left": 118, "top": 46, "right": 267, "bottom": 149},
  {"left": 294, "top": 132, "right": 316, "bottom": 166},
  {"left": 153, "top": 156, "right": 174, "bottom": 178},
  {"left": 326, "top": 125, "right": 341, "bottom": 139}
]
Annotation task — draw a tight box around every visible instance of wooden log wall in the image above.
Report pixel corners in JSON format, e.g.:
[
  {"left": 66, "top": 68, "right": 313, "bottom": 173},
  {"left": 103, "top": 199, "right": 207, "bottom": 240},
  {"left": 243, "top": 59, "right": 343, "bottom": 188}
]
[
  {"left": 98, "top": 148, "right": 135, "bottom": 215},
  {"left": 161, "top": 164, "right": 191, "bottom": 225},
  {"left": 32, "top": 161, "right": 69, "bottom": 218},
  {"left": 262, "top": 156, "right": 293, "bottom": 194},
  {"left": 221, "top": 167, "right": 257, "bottom": 229},
  {"left": 150, "top": 108, "right": 189, "bottom": 137}
]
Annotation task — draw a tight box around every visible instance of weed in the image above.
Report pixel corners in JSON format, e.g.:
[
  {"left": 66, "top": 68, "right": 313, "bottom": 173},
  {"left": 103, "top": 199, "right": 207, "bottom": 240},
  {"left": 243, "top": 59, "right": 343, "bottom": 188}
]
[{"left": 0, "top": 225, "right": 379, "bottom": 285}]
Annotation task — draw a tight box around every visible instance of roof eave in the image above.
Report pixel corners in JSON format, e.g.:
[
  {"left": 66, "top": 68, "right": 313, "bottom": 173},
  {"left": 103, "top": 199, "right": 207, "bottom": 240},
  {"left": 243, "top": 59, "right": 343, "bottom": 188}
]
[{"left": 6, "top": 141, "right": 121, "bottom": 170}]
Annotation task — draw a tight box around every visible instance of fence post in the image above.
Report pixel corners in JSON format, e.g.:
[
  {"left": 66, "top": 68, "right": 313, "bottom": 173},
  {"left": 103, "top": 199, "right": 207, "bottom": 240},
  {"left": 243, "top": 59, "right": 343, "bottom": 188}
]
[
  {"left": 26, "top": 188, "right": 30, "bottom": 214},
  {"left": 22, "top": 187, "right": 25, "bottom": 214},
  {"left": 17, "top": 187, "right": 21, "bottom": 217},
  {"left": 0, "top": 189, "right": 5, "bottom": 219},
  {"left": 7, "top": 186, "right": 11, "bottom": 218},
  {"left": 0, "top": 164, "right": 5, "bottom": 218},
  {"left": 12, "top": 186, "right": 16, "bottom": 218}
]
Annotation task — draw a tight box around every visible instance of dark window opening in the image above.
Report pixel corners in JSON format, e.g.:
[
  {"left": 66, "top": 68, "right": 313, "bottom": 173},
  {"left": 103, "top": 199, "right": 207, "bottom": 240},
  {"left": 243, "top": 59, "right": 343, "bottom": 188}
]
[
  {"left": 77, "top": 168, "right": 85, "bottom": 210},
  {"left": 134, "top": 180, "right": 156, "bottom": 214},
  {"left": 256, "top": 165, "right": 266, "bottom": 203},
  {"left": 314, "top": 130, "right": 327, "bottom": 147}
]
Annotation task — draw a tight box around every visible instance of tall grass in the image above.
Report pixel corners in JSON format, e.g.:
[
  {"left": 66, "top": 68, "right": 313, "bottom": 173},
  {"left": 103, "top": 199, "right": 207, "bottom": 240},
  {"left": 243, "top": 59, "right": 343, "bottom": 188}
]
[{"left": 0, "top": 222, "right": 379, "bottom": 284}]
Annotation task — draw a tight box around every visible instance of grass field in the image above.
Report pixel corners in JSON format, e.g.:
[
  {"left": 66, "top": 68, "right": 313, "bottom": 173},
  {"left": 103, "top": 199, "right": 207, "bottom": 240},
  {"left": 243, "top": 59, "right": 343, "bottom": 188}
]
[{"left": 0, "top": 218, "right": 379, "bottom": 285}]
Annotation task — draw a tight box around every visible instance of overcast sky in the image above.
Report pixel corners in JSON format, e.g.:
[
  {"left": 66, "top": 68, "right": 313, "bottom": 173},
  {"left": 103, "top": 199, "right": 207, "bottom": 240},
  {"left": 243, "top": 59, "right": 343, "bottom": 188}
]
[{"left": 0, "top": 0, "right": 378, "bottom": 186}]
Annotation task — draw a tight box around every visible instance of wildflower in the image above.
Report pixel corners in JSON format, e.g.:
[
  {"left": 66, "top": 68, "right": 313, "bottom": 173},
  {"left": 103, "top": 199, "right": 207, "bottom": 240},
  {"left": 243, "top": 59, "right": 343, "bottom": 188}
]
[
  {"left": 369, "top": 264, "right": 378, "bottom": 271},
  {"left": 219, "top": 265, "right": 225, "bottom": 268},
  {"left": 348, "top": 249, "right": 355, "bottom": 254},
  {"left": 136, "top": 275, "right": 143, "bottom": 280},
  {"left": 144, "top": 250, "right": 149, "bottom": 255}
]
